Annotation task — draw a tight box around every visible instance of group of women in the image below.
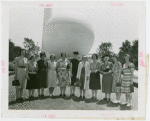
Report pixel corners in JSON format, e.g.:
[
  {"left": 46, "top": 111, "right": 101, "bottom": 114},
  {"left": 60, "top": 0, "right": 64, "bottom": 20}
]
[{"left": 14, "top": 49, "right": 135, "bottom": 107}]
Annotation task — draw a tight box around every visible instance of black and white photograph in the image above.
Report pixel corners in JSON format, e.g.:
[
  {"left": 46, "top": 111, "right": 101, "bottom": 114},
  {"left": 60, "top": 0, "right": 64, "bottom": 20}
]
[{"left": 1, "top": 1, "right": 148, "bottom": 119}]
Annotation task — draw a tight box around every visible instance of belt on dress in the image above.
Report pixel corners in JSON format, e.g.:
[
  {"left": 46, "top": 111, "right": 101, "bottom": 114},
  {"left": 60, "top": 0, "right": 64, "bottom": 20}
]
[
  {"left": 18, "top": 66, "right": 26, "bottom": 68},
  {"left": 28, "top": 70, "right": 36, "bottom": 72}
]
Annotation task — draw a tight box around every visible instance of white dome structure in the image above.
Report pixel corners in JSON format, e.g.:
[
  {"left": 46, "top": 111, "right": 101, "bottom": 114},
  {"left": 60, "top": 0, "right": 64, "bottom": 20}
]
[{"left": 42, "top": 8, "right": 94, "bottom": 60}]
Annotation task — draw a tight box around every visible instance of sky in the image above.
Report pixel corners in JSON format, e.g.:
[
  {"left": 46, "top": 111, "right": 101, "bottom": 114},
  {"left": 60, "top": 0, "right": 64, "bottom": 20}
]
[{"left": 9, "top": 2, "right": 139, "bottom": 55}]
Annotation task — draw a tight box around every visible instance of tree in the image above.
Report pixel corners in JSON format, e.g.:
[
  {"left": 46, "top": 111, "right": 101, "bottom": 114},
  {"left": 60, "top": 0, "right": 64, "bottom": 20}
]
[
  {"left": 9, "top": 39, "right": 15, "bottom": 62},
  {"left": 23, "top": 38, "right": 40, "bottom": 59},
  {"left": 97, "top": 42, "right": 113, "bottom": 57}
]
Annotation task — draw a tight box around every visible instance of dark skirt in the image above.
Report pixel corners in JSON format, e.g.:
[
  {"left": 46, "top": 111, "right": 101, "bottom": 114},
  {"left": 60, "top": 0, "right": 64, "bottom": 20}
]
[
  {"left": 89, "top": 72, "right": 101, "bottom": 90},
  {"left": 102, "top": 73, "right": 113, "bottom": 93},
  {"left": 80, "top": 67, "right": 85, "bottom": 90},
  {"left": 26, "top": 74, "right": 40, "bottom": 89},
  {"left": 38, "top": 71, "right": 47, "bottom": 88},
  {"left": 71, "top": 71, "right": 77, "bottom": 86}
]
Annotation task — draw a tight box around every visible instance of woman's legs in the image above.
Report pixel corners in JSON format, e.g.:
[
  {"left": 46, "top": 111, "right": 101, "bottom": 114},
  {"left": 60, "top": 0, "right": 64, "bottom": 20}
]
[
  {"left": 20, "top": 89, "right": 23, "bottom": 98},
  {"left": 16, "top": 88, "right": 20, "bottom": 100},
  {"left": 38, "top": 89, "right": 40, "bottom": 96},
  {"left": 28, "top": 90, "right": 31, "bottom": 97},
  {"left": 105, "top": 93, "right": 107, "bottom": 98},
  {"left": 60, "top": 87, "right": 63, "bottom": 95},
  {"left": 128, "top": 93, "right": 132, "bottom": 105},
  {"left": 70, "top": 86, "right": 73, "bottom": 95},
  {"left": 92, "top": 90, "right": 94, "bottom": 98},
  {"left": 32, "top": 89, "right": 35, "bottom": 96},
  {"left": 95, "top": 90, "right": 98, "bottom": 99},
  {"left": 63, "top": 87, "right": 66, "bottom": 95},
  {"left": 41, "top": 88, "right": 44, "bottom": 95},
  {"left": 50, "top": 87, "right": 54, "bottom": 95},
  {"left": 116, "top": 92, "right": 121, "bottom": 101},
  {"left": 80, "top": 89, "right": 83, "bottom": 97},
  {"left": 72, "top": 86, "right": 76, "bottom": 95},
  {"left": 83, "top": 89, "right": 86, "bottom": 97}
]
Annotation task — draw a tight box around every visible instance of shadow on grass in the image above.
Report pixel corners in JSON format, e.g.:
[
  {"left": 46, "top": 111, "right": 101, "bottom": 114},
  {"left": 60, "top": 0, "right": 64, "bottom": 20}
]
[
  {"left": 84, "top": 98, "right": 99, "bottom": 103},
  {"left": 63, "top": 96, "right": 72, "bottom": 100},
  {"left": 120, "top": 104, "right": 131, "bottom": 110},
  {"left": 72, "top": 97, "right": 85, "bottom": 102},
  {"left": 106, "top": 101, "right": 120, "bottom": 107},
  {"left": 96, "top": 100, "right": 108, "bottom": 105}
]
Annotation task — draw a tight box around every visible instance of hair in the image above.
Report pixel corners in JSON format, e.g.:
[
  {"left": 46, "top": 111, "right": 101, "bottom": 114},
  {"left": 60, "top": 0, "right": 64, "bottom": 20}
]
[
  {"left": 82, "top": 54, "right": 87, "bottom": 60},
  {"left": 124, "top": 54, "right": 131, "bottom": 62},
  {"left": 50, "top": 54, "right": 56, "bottom": 60},
  {"left": 61, "top": 53, "right": 66, "bottom": 57},
  {"left": 92, "top": 53, "right": 98, "bottom": 59},
  {"left": 20, "top": 49, "right": 26, "bottom": 56},
  {"left": 40, "top": 52, "right": 46, "bottom": 58},
  {"left": 29, "top": 55, "right": 35, "bottom": 60}
]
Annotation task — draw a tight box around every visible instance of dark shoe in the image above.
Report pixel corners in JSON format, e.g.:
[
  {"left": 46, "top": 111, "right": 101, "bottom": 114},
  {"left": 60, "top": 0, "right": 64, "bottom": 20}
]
[
  {"left": 107, "top": 98, "right": 111, "bottom": 102},
  {"left": 78, "top": 96, "right": 82, "bottom": 98},
  {"left": 38, "top": 95, "right": 41, "bottom": 98},
  {"left": 41, "top": 95, "right": 44, "bottom": 98},
  {"left": 72, "top": 94, "right": 75, "bottom": 96},
  {"left": 91, "top": 97, "right": 94, "bottom": 99},
  {"left": 31, "top": 96, "right": 34, "bottom": 99},
  {"left": 63, "top": 94, "right": 66, "bottom": 97},
  {"left": 103, "top": 98, "right": 107, "bottom": 101},
  {"left": 16, "top": 98, "right": 20, "bottom": 102},
  {"left": 83, "top": 96, "right": 85, "bottom": 99},
  {"left": 60, "top": 94, "right": 62, "bottom": 96},
  {"left": 19, "top": 98, "right": 24, "bottom": 102}
]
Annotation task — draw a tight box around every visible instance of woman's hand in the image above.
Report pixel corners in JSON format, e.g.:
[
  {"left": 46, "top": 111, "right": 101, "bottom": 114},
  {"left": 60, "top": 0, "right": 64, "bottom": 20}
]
[
  {"left": 27, "top": 75, "right": 30, "bottom": 80},
  {"left": 103, "top": 72, "right": 107, "bottom": 75},
  {"left": 95, "top": 70, "right": 99, "bottom": 73},
  {"left": 14, "top": 75, "right": 17, "bottom": 80}
]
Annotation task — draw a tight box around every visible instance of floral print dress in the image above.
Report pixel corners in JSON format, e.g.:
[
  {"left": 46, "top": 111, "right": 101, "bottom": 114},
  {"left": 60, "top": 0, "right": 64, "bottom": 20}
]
[{"left": 56, "top": 59, "right": 70, "bottom": 87}]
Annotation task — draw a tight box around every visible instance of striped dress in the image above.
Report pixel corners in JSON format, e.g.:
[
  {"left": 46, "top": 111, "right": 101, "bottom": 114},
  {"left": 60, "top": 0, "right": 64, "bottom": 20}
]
[{"left": 121, "top": 63, "right": 134, "bottom": 93}]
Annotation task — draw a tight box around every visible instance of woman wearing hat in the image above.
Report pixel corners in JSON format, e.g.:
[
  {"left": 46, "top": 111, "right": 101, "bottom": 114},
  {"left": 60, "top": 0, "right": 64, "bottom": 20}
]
[
  {"left": 112, "top": 55, "right": 122, "bottom": 103},
  {"left": 70, "top": 51, "right": 80, "bottom": 97},
  {"left": 47, "top": 54, "right": 57, "bottom": 97},
  {"left": 89, "top": 53, "right": 101, "bottom": 99},
  {"left": 100, "top": 54, "right": 113, "bottom": 101},
  {"left": 26, "top": 55, "right": 40, "bottom": 100},
  {"left": 76, "top": 55, "right": 90, "bottom": 99},
  {"left": 121, "top": 54, "right": 134, "bottom": 107},
  {"left": 56, "top": 53, "right": 70, "bottom": 97},
  {"left": 14, "top": 49, "right": 28, "bottom": 102},
  {"left": 37, "top": 52, "right": 48, "bottom": 97}
]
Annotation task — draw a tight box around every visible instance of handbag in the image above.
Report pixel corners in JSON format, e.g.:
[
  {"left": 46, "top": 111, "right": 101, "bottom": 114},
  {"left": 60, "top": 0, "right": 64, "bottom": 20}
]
[
  {"left": 116, "top": 82, "right": 121, "bottom": 87},
  {"left": 12, "top": 79, "right": 20, "bottom": 86},
  {"left": 74, "top": 78, "right": 81, "bottom": 87}
]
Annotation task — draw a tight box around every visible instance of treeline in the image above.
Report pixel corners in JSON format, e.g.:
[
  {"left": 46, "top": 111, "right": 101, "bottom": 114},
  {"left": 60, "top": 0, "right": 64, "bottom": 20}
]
[
  {"left": 97, "top": 40, "right": 138, "bottom": 70},
  {"left": 9, "top": 38, "right": 40, "bottom": 62}
]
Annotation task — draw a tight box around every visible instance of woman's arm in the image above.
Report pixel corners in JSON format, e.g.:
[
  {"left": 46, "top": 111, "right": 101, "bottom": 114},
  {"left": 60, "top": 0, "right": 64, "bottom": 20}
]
[
  {"left": 76, "top": 62, "right": 80, "bottom": 79},
  {"left": 14, "top": 57, "right": 18, "bottom": 80},
  {"left": 26, "top": 62, "right": 29, "bottom": 79},
  {"left": 99, "top": 63, "right": 104, "bottom": 74},
  {"left": 130, "top": 63, "right": 135, "bottom": 84},
  {"left": 118, "top": 62, "right": 122, "bottom": 82}
]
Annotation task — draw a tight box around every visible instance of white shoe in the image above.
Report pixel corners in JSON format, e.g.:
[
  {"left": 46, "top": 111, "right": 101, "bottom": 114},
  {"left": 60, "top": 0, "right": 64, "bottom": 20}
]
[
  {"left": 49, "top": 94, "right": 52, "bottom": 97},
  {"left": 113, "top": 100, "right": 120, "bottom": 103},
  {"left": 127, "top": 103, "right": 131, "bottom": 107},
  {"left": 121, "top": 102, "right": 128, "bottom": 105}
]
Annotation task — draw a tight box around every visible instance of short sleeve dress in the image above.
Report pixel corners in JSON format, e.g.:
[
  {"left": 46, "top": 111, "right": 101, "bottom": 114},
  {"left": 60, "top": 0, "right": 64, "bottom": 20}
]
[
  {"left": 101, "top": 62, "right": 113, "bottom": 93},
  {"left": 121, "top": 63, "right": 134, "bottom": 93},
  {"left": 47, "top": 61, "right": 57, "bottom": 88},
  {"left": 70, "top": 58, "right": 79, "bottom": 86},
  {"left": 15, "top": 57, "right": 28, "bottom": 89},
  {"left": 37, "top": 59, "right": 48, "bottom": 88},
  {"left": 56, "top": 59, "right": 70, "bottom": 87}
]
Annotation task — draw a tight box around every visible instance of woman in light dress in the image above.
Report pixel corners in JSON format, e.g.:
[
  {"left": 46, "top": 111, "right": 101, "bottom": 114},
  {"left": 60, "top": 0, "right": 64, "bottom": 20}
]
[
  {"left": 14, "top": 49, "right": 28, "bottom": 102},
  {"left": 76, "top": 55, "right": 90, "bottom": 99},
  {"left": 89, "top": 53, "right": 101, "bottom": 99},
  {"left": 121, "top": 54, "right": 135, "bottom": 107},
  {"left": 56, "top": 53, "right": 70, "bottom": 97},
  {"left": 112, "top": 55, "right": 122, "bottom": 103},
  {"left": 47, "top": 54, "right": 57, "bottom": 97}
]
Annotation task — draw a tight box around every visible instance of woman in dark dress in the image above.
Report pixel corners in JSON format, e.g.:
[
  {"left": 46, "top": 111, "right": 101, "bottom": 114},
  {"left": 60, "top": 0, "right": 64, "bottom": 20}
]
[
  {"left": 26, "top": 55, "right": 40, "bottom": 99},
  {"left": 37, "top": 52, "right": 48, "bottom": 97},
  {"left": 100, "top": 54, "right": 113, "bottom": 101},
  {"left": 89, "top": 53, "right": 101, "bottom": 99},
  {"left": 70, "top": 51, "right": 79, "bottom": 97}
]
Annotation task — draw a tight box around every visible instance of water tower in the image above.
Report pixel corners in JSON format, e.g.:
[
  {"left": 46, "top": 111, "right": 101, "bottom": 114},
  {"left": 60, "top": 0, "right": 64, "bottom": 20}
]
[{"left": 41, "top": 8, "right": 94, "bottom": 60}]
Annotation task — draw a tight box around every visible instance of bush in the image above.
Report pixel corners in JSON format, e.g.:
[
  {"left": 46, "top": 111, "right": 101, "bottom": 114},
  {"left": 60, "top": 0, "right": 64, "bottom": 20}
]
[{"left": 9, "top": 62, "right": 15, "bottom": 71}]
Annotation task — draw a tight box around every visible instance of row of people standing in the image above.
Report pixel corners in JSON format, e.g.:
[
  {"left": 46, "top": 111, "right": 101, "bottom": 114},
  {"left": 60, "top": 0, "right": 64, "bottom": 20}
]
[{"left": 14, "top": 49, "right": 134, "bottom": 107}]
